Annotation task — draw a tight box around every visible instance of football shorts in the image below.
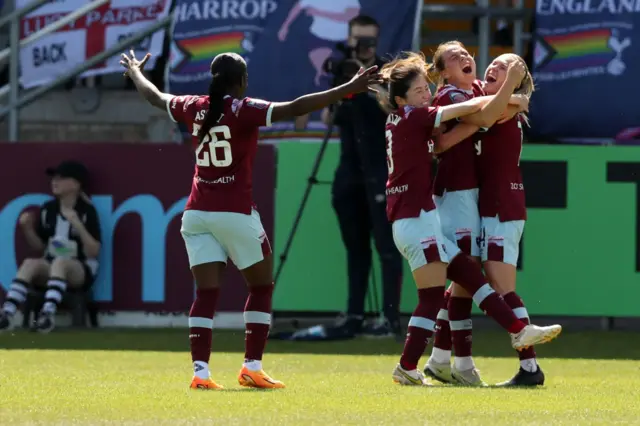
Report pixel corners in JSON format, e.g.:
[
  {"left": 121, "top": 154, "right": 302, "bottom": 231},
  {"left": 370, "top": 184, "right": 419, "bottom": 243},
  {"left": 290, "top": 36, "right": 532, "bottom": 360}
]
[
  {"left": 480, "top": 215, "right": 525, "bottom": 266},
  {"left": 392, "top": 209, "right": 459, "bottom": 271},
  {"left": 434, "top": 188, "right": 481, "bottom": 257},
  {"left": 181, "top": 209, "right": 271, "bottom": 270}
]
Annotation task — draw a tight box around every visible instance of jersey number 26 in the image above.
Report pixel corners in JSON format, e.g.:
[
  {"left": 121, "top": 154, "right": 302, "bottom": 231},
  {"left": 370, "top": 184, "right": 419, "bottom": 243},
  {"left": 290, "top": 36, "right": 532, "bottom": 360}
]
[{"left": 192, "top": 124, "right": 232, "bottom": 167}]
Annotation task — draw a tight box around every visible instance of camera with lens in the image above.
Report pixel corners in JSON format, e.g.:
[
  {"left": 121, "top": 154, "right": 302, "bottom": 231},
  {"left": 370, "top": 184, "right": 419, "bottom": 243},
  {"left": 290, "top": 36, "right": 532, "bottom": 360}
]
[{"left": 322, "top": 37, "right": 378, "bottom": 88}]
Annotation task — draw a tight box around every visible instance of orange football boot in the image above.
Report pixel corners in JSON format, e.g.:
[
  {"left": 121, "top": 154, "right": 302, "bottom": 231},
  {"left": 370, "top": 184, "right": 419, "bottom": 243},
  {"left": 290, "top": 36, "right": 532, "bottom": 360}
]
[
  {"left": 238, "top": 366, "right": 285, "bottom": 389},
  {"left": 190, "top": 376, "right": 224, "bottom": 390}
]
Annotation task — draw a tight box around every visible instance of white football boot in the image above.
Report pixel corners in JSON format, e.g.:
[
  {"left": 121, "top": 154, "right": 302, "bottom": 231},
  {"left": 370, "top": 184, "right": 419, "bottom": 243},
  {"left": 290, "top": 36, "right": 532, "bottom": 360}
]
[
  {"left": 511, "top": 324, "right": 562, "bottom": 350},
  {"left": 423, "top": 358, "right": 455, "bottom": 384},
  {"left": 392, "top": 364, "right": 431, "bottom": 386}
]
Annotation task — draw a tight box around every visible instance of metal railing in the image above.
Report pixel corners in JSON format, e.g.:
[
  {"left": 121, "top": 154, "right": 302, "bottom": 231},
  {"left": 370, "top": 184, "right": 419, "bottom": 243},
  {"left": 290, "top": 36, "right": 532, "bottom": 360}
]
[
  {"left": 421, "top": 2, "right": 532, "bottom": 73},
  {"left": 0, "top": 0, "right": 172, "bottom": 142},
  {"left": 0, "top": 0, "right": 109, "bottom": 64}
]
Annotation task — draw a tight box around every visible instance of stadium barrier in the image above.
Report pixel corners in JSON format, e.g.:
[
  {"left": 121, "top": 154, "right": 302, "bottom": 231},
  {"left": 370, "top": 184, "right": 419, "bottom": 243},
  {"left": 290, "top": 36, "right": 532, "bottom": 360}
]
[
  {"left": 274, "top": 142, "right": 640, "bottom": 318},
  {"left": 1, "top": 142, "right": 639, "bottom": 327},
  {"left": 0, "top": 143, "right": 276, "bottom": 329}
]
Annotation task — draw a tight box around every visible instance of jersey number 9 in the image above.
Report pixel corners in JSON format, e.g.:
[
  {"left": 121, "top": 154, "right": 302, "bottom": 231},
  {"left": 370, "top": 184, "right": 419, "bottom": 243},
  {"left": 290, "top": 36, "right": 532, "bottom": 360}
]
[{"left": 192, "top": 124, "right": 232, "bottom": 167}]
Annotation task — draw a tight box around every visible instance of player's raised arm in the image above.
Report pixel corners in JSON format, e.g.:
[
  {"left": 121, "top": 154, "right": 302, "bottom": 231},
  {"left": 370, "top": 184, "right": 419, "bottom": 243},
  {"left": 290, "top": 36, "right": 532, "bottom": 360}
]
[
  {"left": 120, "top": 51, "right": 173, "bottom": 111},
  {"left": 269, "top": 66, "right": 383, "bottom": 123},
  {"left": 436, "top": 97, "right": 484, "bottom": 123},
  {"left": 434, "top": 89, "right": 526, "bottom": 151}
]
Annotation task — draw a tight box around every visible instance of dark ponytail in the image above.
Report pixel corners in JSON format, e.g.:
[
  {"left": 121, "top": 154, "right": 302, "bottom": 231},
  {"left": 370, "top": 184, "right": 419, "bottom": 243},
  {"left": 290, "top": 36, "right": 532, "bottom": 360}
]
[
  {"left": 198, "top": 73, "right": 228, "bottom": 143},
  {"left": 198, "top": 53, "right": 247, "bottom": 143}
]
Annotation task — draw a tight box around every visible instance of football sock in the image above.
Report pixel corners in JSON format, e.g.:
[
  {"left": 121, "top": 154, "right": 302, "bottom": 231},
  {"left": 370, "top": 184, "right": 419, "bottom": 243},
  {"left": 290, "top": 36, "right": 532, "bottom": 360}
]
[
  {"left": 1, "top": 279, "right": 29, "bottom": 316},
  {"left": 503, "top": 291, "right": 538, "bottom": 368},
  {"left": 449, "top": 296, "right": 474, "bottom": 359},
  {"left": 243, "top": 284, "right": 274, "bottom": 369},
  {"left": 431, "top": 288, "right": 452, "bottom": 361},
  {"left": 454, "top": 356, "right": 475, "bottom": 371},
  {"left": 447, "top": 255, "right": 525, "bottom": 334},
  {"left": 244, "top": 360, "right": 263, "bottom": 372},
  {"left": 189, "top": 287, "right": 220, "bottom": 378},
  {"left": 400, "top": 286, "right": 444, "bottom": 371},
  {"left": 193, "top": 361, "right": 210, "bottom": 380},
  {"left": 41, "top": 277, "right": 67, "bottom": 315}
]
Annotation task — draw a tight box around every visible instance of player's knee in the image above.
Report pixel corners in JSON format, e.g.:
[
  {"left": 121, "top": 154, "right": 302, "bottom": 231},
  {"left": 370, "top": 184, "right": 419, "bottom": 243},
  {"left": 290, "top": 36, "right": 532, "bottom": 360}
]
[
  {"left": 412, "top": 262, "right": 447, "bottom": 289},
  {"left": 492, "top": 276, "right": 516, "bottom": 295},
  {"left": 483, "top": 261, "right": 516, "bottom": 294},
  {"left": 191, "top": 262, "right": 225, "bottom": 289},
  {"left": 450, "top": 283, "right": 471, "bottom": 298},
  {"left": 19, "top": 258, "right": 46, "bottom": 275}
]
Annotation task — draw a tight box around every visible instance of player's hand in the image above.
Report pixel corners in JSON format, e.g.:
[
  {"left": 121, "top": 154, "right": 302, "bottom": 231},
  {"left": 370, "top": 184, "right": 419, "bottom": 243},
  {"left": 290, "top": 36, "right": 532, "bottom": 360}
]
[
  {"left": 60, "top": 207, "right": 80, "bottom": 224},
  {"left": 497, "top": 110, "right": 518, "bottom": 124},
  {"left": 348, "top": 66, "right": 384, "bottom": 94},
  {"left": 506, "top": 60, "right": 526, "bottom": 85},
  {"left": 19, "top": 211, "right": 35, "bottom": 229},
  {"left": 511, "top": 94, "right": 530, "bottom": 113},
  {"left": 120, "top": 50, "right": 151, "bottom": 78}
]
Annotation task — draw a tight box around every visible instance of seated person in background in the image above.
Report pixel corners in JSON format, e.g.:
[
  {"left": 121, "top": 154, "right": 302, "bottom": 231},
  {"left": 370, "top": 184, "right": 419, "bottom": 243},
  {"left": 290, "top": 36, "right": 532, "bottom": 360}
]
[{"left": 0, "top": 161, "right": 101, "bottom": 333}]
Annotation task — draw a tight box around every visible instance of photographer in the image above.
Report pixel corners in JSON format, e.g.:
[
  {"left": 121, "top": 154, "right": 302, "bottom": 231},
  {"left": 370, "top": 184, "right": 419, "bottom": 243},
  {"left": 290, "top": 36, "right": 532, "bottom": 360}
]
[{"left": 323, "top": 15, "right": 403, "bottom": 339}]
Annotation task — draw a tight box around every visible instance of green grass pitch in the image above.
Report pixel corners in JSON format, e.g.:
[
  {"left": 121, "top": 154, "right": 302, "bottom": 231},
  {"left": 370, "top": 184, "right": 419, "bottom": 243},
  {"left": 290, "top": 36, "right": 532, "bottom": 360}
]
[{"left": 1, "top": 329, "right": 640, "bottom": 425}]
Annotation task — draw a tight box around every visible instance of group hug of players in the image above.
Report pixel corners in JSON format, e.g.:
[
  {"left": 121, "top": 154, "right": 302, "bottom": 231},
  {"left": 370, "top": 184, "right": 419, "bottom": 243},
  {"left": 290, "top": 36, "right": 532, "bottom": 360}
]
[
  {"left": 121, "top": 40, "right": 561, "bottom": 390},
  {"left": 382, "top": 42, "right": 561, "bottom": 387}
]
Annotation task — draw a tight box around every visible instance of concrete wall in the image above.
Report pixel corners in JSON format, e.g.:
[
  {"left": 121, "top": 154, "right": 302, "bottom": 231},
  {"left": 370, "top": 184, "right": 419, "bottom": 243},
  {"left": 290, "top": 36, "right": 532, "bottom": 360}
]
[{"left": 1, "top": 89, "right": 180, "bottom": 143}]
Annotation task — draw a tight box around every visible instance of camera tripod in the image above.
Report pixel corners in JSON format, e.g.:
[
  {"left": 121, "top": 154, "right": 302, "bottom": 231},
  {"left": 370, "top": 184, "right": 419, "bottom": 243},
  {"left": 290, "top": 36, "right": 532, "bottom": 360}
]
[{"left": 273, "top": 107, "right": 381, "bottom": 317}]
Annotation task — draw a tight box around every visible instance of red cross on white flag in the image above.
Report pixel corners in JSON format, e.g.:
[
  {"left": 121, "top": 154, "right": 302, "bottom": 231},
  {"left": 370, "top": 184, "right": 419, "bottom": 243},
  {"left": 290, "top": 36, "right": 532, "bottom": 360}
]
[{"left": 18, "top": 0, "right": 171, "bottom": 89}]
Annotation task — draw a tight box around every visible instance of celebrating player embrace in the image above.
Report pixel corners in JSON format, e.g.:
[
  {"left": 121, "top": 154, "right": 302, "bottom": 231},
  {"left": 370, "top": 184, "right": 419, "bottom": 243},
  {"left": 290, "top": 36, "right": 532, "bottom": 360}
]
[
  {"left": 424, "top": 41, "right": 522, "bottom": 386},
  {"left": 379, "top": 52, "right": 561, "bottom": 386},
  {"left": 426, "top": 50, "right": 548, "bottom": 387},
  {"left": 121, "top": 50, "right": 382, "bottom": 390},
  {"left": 423, "top": 41, "right": 528, "bottom": 386},
  {"left": 476, "top": 54, "right": 546, "bottom": 386}
]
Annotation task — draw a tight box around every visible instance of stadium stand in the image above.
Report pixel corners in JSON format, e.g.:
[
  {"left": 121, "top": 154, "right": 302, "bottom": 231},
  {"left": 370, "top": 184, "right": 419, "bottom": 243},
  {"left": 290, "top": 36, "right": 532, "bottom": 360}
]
[
  {"left": 0, "top": 0, "right": 534, "bottom": 143},
  {"left": 421, "top": 0, "right": 534, "bottom": 61}
]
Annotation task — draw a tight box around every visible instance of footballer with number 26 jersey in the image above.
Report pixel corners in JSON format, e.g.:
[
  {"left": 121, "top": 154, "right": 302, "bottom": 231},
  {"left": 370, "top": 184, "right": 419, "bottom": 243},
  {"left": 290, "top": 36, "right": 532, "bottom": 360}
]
[
  {"left": 167, "top": 95, "right": 273, "bottom": 215},
  {"left": 123, "top": 50, "right": 383, "bottom": 391}
]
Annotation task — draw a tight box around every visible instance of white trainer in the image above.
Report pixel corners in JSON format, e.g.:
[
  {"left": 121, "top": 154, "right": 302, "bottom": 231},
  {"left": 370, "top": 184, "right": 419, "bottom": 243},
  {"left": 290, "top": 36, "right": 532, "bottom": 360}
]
[
  {"left": 511, "top": 324, "right": 562, "bottom": 350},
  {"left": 392, "top": 364, "right": 431, "bottom": 386},
  {"left": 423, "top": 358, "right": 455, "bottom": 384},
  {"left": 451, "top": 365, "right": 488, "bottom": 387}
]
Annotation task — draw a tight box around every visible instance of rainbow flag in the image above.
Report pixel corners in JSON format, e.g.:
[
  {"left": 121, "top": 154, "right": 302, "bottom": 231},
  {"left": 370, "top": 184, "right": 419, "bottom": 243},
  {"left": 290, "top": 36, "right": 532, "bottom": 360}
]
[
  {"left": 174, "top": 32, "right": 245, "bottom": 74},
  {"left": 542, "top": 29, "right": 614, "bottom": 72}
]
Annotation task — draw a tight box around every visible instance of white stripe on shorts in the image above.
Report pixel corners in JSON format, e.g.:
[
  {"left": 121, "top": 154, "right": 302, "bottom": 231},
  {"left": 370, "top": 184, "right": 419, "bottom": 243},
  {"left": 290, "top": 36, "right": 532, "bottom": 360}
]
[
  {"left": 189, "top": 317, "right": 214, "bottom": 329},
  {"left": 244, "top": 311, "right": 271, "bottom": 325},
  {"left": 512, "top": 307, "right": 529, "bottom": 320},
  {"left": 408, "top": 316, "right": 436, "bottom": 331},
  {"left": 472, "top": 284, "right": 495, "bottom": 306}
]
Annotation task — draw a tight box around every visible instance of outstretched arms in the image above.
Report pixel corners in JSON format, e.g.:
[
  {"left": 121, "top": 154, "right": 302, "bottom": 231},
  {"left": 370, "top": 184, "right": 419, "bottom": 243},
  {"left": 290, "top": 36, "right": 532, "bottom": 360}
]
[
  {"left": 270, "top": 66, "right": 383, "bottom": 123},
  {"left": 120, "top": 51, "right": 173, "bottom": 111}
]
